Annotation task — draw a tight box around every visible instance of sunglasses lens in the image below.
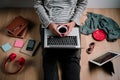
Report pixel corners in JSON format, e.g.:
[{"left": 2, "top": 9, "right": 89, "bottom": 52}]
[
  {"left": 90, "top": 42, "right": 95, "bottom": 45},
  {"left": 87, "top": 48, "right": 91, "bottom": 51}
]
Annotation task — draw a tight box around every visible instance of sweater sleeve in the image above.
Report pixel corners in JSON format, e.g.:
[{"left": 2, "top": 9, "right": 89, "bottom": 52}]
[
  {"left": 71, "top": 0, "right": 88, "bottom": 26},
  {"left": 34, "top": 0, "right": 53, "bottom": 28}
]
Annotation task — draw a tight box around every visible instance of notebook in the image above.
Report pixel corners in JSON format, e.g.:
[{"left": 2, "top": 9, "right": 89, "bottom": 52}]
[
  {"left": 44, "top": 27, "right": 81, "bottom": 49},
  {"left": 1, "top": 42, "right": 12, "bottom": 52}
]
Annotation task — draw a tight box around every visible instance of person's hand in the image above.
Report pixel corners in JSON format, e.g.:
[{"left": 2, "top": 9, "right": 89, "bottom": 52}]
[
  {"left": 48, "top": 22, "right": 62, "bottom": 37},
  {"left": 62, "top": 21, "right": 76, "bottom": 37}
]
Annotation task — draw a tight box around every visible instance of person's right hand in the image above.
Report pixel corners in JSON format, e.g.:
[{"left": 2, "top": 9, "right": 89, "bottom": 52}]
[{"left": 48, "top": 22, "right": 62, "bottom": 37}]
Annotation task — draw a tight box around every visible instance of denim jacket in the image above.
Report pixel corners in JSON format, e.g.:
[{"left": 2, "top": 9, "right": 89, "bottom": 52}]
[{"left": 34, "top": 0, "right": 88, "bottom": 28}]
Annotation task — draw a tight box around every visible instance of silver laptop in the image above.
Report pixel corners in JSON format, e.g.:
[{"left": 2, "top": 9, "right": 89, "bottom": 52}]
[{"left": 43, "top": 27, "right": 81, "bottom": 49}]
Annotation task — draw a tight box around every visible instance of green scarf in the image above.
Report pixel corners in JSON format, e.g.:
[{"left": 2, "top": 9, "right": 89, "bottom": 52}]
[{"left": 80, "top": 12, "right": 120, "bottom": 42}]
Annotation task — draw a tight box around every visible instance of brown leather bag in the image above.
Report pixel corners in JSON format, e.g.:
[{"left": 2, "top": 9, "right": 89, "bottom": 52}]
[{"left": 6, "top": 16, "right": 29, "bottom": 38}]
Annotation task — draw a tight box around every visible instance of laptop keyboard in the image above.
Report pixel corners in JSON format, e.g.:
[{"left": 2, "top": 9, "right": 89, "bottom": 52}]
[{"left": 47, "top": 36, "right": 77, "bottom": 46}]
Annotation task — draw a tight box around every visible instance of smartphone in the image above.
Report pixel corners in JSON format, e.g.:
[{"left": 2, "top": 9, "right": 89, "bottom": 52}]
[{"left": 26, "top": 40, "right": 36, "bottom": 51}]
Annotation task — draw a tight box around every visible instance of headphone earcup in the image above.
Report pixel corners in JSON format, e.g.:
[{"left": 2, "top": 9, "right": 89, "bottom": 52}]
[
  {"left": 18, "top": 57, "right": 25, "bottom": 65},
  {"left": 8, "top": 53, "right": 16, "bottom": 61}
]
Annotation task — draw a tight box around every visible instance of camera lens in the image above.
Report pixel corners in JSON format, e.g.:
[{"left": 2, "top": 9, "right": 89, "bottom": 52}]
[{"left": 58, "top": 25, "right": 68, "bottom": 33}]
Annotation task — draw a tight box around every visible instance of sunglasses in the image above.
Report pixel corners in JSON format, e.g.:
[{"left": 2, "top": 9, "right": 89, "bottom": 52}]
[{"left": 86, "top": 42, "right": 95, "bottom": 54}]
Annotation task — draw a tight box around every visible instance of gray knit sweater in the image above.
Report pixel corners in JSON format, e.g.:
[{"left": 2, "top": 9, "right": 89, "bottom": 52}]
[{"left": 34, "top": 0, "right": 88, "bottom": 28}]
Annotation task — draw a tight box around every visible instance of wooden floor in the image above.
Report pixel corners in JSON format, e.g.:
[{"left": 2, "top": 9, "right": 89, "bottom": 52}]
[{"left": 0, "top": 8, "right": 120, "bottom": 80}]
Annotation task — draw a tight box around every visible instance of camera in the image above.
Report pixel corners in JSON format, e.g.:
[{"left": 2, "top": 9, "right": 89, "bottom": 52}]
[{"left": 57, "top": 25, "right": 68, "bottom": 33}]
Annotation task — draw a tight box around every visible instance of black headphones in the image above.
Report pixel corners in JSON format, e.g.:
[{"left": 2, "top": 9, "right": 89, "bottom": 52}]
[{"left": 3, "top": 53, "right": 25, "bottom": 74}]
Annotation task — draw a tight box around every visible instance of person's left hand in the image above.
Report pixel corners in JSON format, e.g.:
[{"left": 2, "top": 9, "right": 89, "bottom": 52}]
[{"left": 61, "top": 21, "right": 76, "bottom": 37}]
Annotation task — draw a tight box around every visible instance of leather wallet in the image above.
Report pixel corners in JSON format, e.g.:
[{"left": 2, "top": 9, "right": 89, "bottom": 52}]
[
  {"left": 7, "top": 27, "right": 28, "bottom": 39},
  {"left": 6, "top": 16, "right": 29, "bottom": 38}
]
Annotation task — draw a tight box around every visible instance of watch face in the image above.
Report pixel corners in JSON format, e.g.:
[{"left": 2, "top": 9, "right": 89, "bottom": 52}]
[{"left": 92, "top": 29, "right": 106, "bottom": 41}]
